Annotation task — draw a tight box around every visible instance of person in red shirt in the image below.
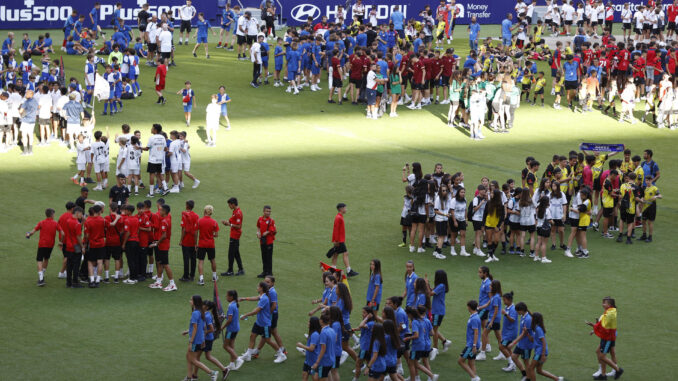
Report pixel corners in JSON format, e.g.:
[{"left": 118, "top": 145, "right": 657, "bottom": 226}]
[
  {"left": 26, "top": 208, "right": 63, "bottom": 286},
  {"left": 329, "top": 49, "right": 344, "bottom": 104},
  {"left": 197, "top": 204, "right": 219, "bottom": 285},
  {"left": 147, "top": 198, "right": 164, "bottom": 278},
  {"left": 330, "top": 203, "right": 358, "bottom": 277},
  {"left": 104, "top": 203, "right": 123, "bottom": 283},
  {"left": 84, "top": 204, "right": 106, "bottom": 287},
  {"left": 669, "top": 0, "right": 678, "bottom": 40},
  {"left": 221, "top": 197, "right": 244, "bottom": 276},
  {"left": 347, "top": 48, "right": 364, "bottom": 104},
  {"left": 135, "top": 201, "right": 152, "bottom": 282},
  {"left": 614, "top": 43, "right": 630, "bottom": 89},
  {"left": 57, "top": 201, "right": 76, "bottom": 279},
  {"left": 408, "top": 55, "right": 426, "bottom": 109},
  {"left": 256, "top": 205, "right": 276, "bottom": 278},
  {"left": 439, "top": 48, "right": 455, "bottom": 103},
  {"left": 631, "top": 52, "right": 646, "bottom": 99},
  {"left": 155, "top": 57, "right": 168, "bottom": 104},
  {"left": 180, "top": 200, "right": 200, "bottom": 281},
  {"left": 149, "top": 204, "right": 177, "bottom": 291},
  {"left": 64, "top": 207, "right": 85, "bottom": 288},
  {"left": 121, "top": 204, "right": 141, "bottom": 284}
]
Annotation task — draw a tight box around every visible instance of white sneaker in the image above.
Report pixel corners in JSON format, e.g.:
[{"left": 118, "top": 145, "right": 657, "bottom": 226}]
[
  {"left": 285, "top": 88, "right": 291, "bottom": 93},
  {"left": 442, "top": 339, "right": 451, "bottom": 352},
  {"left": 541, "top": 257, "right": 552, "bottom": 263},
  {"left": 492, "top": 353, "right": 506, "bottom": 360},
  {"left": 123, "top": 279, "right": 137, "bottom": 284},
  {"left": 564, "top": 249, "right": 573, "bottom": 258},
  {"left": 502, "top": 363, "right": 516, "bottom": 372},
  {"left": 475, "top": 249, "right": 486, "bottom": 257},
  {"left": 296, "top": 347, "right": 306, "bottom": 354},
  {"left": 293, "top": 89, "right": 299, "bottom": 95},
  {"left": 433, "top": 252, "right": 447, "bottom": 259},
  {"left": 340, "top": 350, "right": 349, "bottom": 364},
  {"left": 485, "top": 344, "right": 491, "bottom": 352},
  {"left": 484, "top": 256, "right": 494, "bottom": 263},
  {"left": 449, "top": 248, "right": 457, "bottom": 256},
  {"left": 475, "top": 351, "right": 486, "bottom": 361},
  {"left": 431, "top": 375, "right": 439, "bottom": 381},
  {"left": 148, "top": 281, "right": 163, "bottom": 289},
  {"left": 233, "top": 357, "right": 245, "bottom": 370},
  {"left": 592, "top": 366, "right": 602, "bottom": 377},
  {"left": 605, "top": 370, "right": 615, "bottom": 377},
  {"left": 471, "top": 377, "right": 481, "bottom": 381},
  {"left": 163, "top": 283, "right": 177, "bottom": 291},
  {"left": 240, "top": 354, "right": 251, "bottom": 362},
  {"left": 273, "top": 353, "right": 287, "bottom": 363},
  {"left": 93, "top": 185, "right": 103, "bottom": 191},
  {"left": 429, "top": 348, "right": 439, "bottom": 361},
  {"left": 192, "top": 179, "right": 200, "bottom": 189},
  {"left": 210, "top": 370, "right": 218, "bottom": 381},
  {"left": 460, "top": 250, "right": 470, "bottom": 257},
  {"left": 169, "top": 186, "right": 180, "bottom": 193},
  {"left": 57, "top": 272, "right": 67, "bottom": 279},
  {"left": 417, "top": 247, "right": 426, "bottom": 253}
]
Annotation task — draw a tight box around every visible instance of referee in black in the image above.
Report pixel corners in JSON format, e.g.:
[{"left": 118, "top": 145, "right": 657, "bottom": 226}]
[{"left": 109, "top": 173, "right": 130, "bottom": 212}]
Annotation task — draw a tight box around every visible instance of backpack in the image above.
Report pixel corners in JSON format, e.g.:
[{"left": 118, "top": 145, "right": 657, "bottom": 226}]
[{"left": 467, "top": 196, "right": 477, "bottom": 220}]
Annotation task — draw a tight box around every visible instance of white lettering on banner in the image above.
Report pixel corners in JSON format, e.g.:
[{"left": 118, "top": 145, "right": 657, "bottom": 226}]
[
  {"left": 462, "top": 3, "right": 494, "bottom": 20},
  {"left": 0, "top": 5, "right": 71, "bottom": 22},
  {"left": 363, "top": 5, "right": 408, "bottom": 20},
  {"left": 100, "top": 4, "right": 181, "bottom": 21}
]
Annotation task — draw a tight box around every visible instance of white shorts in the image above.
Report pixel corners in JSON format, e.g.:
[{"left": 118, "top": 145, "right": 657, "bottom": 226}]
[
  {"left": 181, "top": 161, "right": 190, "bottom": 172},
  {"left": 85, "top": 153, "right": 92, "bottom": 163},
  {"left": 77, "top": 162, "right": 86, "bottom": 171},
  {"left": 127, "top": 167, "right": 140, "bottom": 175},
  {"left": 67, "top": 123, "right": 80, "bottom": 135},
  {"left": 116, "top": 167, "right": 128, "bottom": 177},
  {"left": 170, "top": 159, "right": 181, "bottom": 173},
  {"left": 95, "top": 162, "right": 108, "bottom": 173},
  {"left": 20, "top": 122, "right": 35, "bottom": 134}
]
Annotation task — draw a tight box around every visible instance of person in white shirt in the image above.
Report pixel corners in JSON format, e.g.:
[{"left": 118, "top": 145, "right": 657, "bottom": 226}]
[
  {"left": 621, "top": 3, "right": 632, "bottom": 40},
  {"left": 141, "top": 123, "right": 169, "bottom": 197},
  {"left": 146, "top": 15, "right": 159, "bottom": 65},
  {"left": 365, "top": 63, "right": 379, "bottom": 119},
  {"left": 37, "top": 85, "right": 52, "bottom": 145},
  {"left": 116, "top": 137, "right": 128, "bottom": 178},
  {"left": 236, "top": 11, "right": 251, "bottom": 60},
  {"left": 205, "top": 95, "right": 220, "bottom": 146},
  {"left": 634, "top": 6, "right": 645, "bottom": 42},
  {"left": 515, "top": 0, "right": 527, "bottom": 17},
  {"left": 247, "top": 14, "right": 260, "bottom": 49},
  {"left": 562, "top": 1, "right": 575, "bottom": 35},
  {"left": 74, "top": 133, "right": 91, "bottom": 186},
  {"left": 544, "top": 0, "right": 554, "bottom": 33},
  {"left": 178, "top": 0, "right": 196, "bottom": 45},
  {"left": 368, "top": 7, "right": 378, "bottom": 27},
  {"left": 91, "top": 128, "right": 109, "bottom": 190},
  {"left": 250, "top": 34, "right": 264, "bottom": 88},
  {"left": 469, "top": 88, "right": 486, "bottom": 140},
  {"left": 178, "top": 131, "right": 199, "bottom": 188},
  {"left": 157, "top": 24, "right": 173, "bottom": 64},
  {"left": 596, "top": 1, "right": 605, "bottom": 35},
  {"left": 0, "top": 92, "right": 9, "bottom": 152},
  {"left": 352, "top": 0, "right": 365, "bottom": 24},
  {"left": 526, "top": 1, "right": 535, "bottom": 24},
  {"left": 168, "top": 130, "right": 183, "bottom": 193},
  {"left": 126, "top": 135, "right": 142, "bottom": 194}
]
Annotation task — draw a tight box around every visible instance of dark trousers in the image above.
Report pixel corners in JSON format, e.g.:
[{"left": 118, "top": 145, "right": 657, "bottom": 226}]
[
  {"left": 138, "top": 246, "right": 148, "bottom": 279},
  {"left": 252, "top": 62, "right": 261, "bottom": 84},
  {"left": 228, "top": 238, "right": 243, "bottom": 272},
  {"left": 79, "top": 252, "right": 88, "bottom": 278},
  {"left": 65, "top": 251, "right": 81, "bottom": 286},
  {"left": 260, "top": 243, "right": 273, "bottom": 275},
  {"left": 182, "top": 245, "right": 197, "bottom": 278},
  {"left": 125, "top": 241, "right": 140, "bottom": 279}
]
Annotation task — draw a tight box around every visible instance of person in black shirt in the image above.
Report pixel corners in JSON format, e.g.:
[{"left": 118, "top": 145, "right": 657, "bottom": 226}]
[
  {"left": 366, "top": 24, "right": 377, "bottom": 46},
  {"left": 75, "top": 187, "right": 96, "bottom": 210},
  {"left": 137, "top": 3, "right": 151, "bottom": 39},
  {"left": 109, "top": 174, "right": 130, "bottom": 212}
]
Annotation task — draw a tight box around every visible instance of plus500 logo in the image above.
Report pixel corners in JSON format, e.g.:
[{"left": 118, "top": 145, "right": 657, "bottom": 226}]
[{"left": 0, "top": 5, "right": 72, "bottom": 21}]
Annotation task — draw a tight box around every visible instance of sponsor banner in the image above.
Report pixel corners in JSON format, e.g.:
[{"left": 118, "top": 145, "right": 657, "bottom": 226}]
[{"left": 579, "top": 143, "right": 625, "bottom": 152}]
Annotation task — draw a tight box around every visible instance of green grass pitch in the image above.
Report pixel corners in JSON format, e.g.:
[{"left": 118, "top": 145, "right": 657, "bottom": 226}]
[{"left": 0, "top": 26, "right": 676, "bottom": 380}]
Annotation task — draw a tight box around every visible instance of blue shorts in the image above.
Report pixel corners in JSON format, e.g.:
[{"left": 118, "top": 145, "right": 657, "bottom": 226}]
[
  {"left": 190, "top": 342, "right": 204, "bottom": 352},
  {"left": 311, "top": 63, "right": 321, "bottom": 75},
  {"left": 302, "top": 57, "right": 310, "bottom": 70},
  {"left": 432, "top": 314, "right": 444, "bottom": 327},
  {"left": 366, "top": 89, "right": 377, "bottom": 105},
  {"left": 221, "top": 107, "right": 228, "bottom": 116},
  {"left": 86, "top": 85, "right": 94, "bottom": 91},
  {"left": 262, "top": 58, "right": 268, "bottom": 68},
  {"left": 502, "top": 36, "right": 512, "bottom": 46},
  {"left": 225, "top": 331, "right": 238, "bottom": 340},
  {"left": 513, "top": 347, "right": 532, "bottom": 360},
  {"left": 316, "top": 366, "right": 331, "bottom": 378},
  {"left": 533, "top": 350, "right": 547, "bottom": 362},
  {"left": 183, "top": 104, "right": 193, "bottom": 113},
  {"left": 599, "top": 339, "right": 615, "bottom": 354},
  {"left": 252, "top": 323, "right": 271, "bottom": 338},
  {"left": 114, "top": 90, "right": 122, "bottom": 98},
  {"left": 287, "top": 70, "right": 297, "bottom": 81},
  {"left": 410, "top": 349, "right": 429, "bottom": 360},
  {"left": 275, "top": 60, "right": 283, "bottom": 71},
  {"left": 460, "top": 346, "right": 476, "bottom": 359},
  {"left": 126, "top": 72, "right": 137, "bottom": 80},
  {"left": 108, "top": 90, "right": 116, "bottom": 99},
  {"left": 197, "top": 35, "right": 208, "bottom": 44},
  {"left": 221, "top": 24, "right": 232, "bottom": 31}
]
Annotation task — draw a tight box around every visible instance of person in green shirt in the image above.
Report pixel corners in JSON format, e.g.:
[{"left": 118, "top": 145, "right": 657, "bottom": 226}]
[
  {"left": 108, "top": 44, "right": 123, "bottom": 65},
  {"left": 448, "top": 71, "right": 462, "bottom": 127},
  {"left": 389, "top": 69, "right": 402, "bottom": 117}
]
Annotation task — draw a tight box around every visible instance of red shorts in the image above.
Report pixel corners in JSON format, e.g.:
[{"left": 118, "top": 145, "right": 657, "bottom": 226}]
[{"left": 155, "top": 83, "right": 165, "bottom": 91}]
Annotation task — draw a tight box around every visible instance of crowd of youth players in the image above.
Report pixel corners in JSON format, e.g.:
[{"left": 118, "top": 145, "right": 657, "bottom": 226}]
[{"left": 398, "top": 148, "right": 661, "bottom": 264}]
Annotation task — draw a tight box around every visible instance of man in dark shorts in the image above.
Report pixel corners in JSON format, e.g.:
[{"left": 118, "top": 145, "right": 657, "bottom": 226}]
[
  {"left": 141, "top": 123, "right": 169, "bottom": 196},
  {"left": 330, "top": 203, "right": 359, "bottom": 277},
  {"left": 178, "top": 0, "right": 196, "bottom": 45}
]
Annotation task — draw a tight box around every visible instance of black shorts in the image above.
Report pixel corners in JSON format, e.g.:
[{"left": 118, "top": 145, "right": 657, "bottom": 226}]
[
  {"left": 535, "top": 88, "right": 544, "bottom": 95},
  {"left": 412, "top": 82, "right": 423, "bottom": 91},
  {"left": 460, "top": 346, "right": 476, "bottom": 359},
  {"left": 334, "top": 242, "right": 347, "bottom": 255},
  {"left": 106, "top": 245, "right": 122, "bottom": 260},
  {"left": 553, "top": 219, "right": 564, "bottom": 227},
  {"left": 670, "top": 21, "right": 677, "bottom": 30},
  {"left": 513, "top": 347, "right": 532, "bottom": 360},
  {"left": 568, "top": 217, "right": 579, "bottom": 227},
  {"left": 621, "top": 211, "right": 634, "bottom": 224},
  {"left": 155, "top": 249, "right": 169, "bottom": 265},
  {"left": 478, "top": 309, "right": 489, "bottom": 320},
  {"left": 342, "top": 323, "right": 352, "bottom": 342},
  {"left": 36, "top": 247, "right": 53, "bottom": 261},
  {"left": 450, "top": 220, "right": 466, "bottom": 232},
  {"left": 400, "top": 216, "right": 412, "bottom": 227},
  {"left": 600, "top": 339, "right": 615, "bottom": 354},
  {"left": 623, "top": 22, "right": 632, "bottom": 30},
  {"left": 180, "top": 20, "right": 192, "bottom": 33},
  {"left": 642, "top": 204, "right": 656, "bottom": 221},
  {"left": 148, "top": 43, "right": 157, "bottom": 53},
  {"left": 224, "top": 331, "right": 238, "bottom": 340},
  {"left": 197, "top": 247, "right": 216, "bottom": 261},
  {"left": 643, "top": 24, "right": 651, "bottom": 31},
  {"left": 489, "top": 321, "right": 500, "bottom": 331},
  {"left": 349, "top": 77, "right": 362, "bottom": 86},
  {"left": 577, "top": 225, "right": 588, "bottom": 231},
  {"left": 251, "top": 323, "right": 271, "bottom": 338},
  {"left": 472, "top": 220, "right": 483, "bottom": 231},
  {"left": 432, "top": 314, "right": 444, "bottom": 327},
  {"left": 521, "top": 224, "right": 536, "bottom": 233},
  {"left": 369, "top": 369, "right": 385, "bottom": 378},
  {"left": 203, "top": 339, "right": 214, "bottom": 352},
  {"left": 603, "top": 207, "right": 613, "bottom": 218},
  {"left": 521, "top": 83, "right": 531, "bottom": 91},
  {"left": 593, "top": 177, "right": 602, "bottom": 191},
  {"left": 634, "top": 27, "right": 641, "bottom": 35},
  {"left": 564, "top": 80, "right": 578, "bottom": 90},
  {"left": 85, "top": 248, "right": 97, "bottom": 262},
  {"left": 412, "top": 214, "right": 426, "bottom": 224},
  {"left": 237, "top": 35, "right": 246, "bottom": 45},
  {"left": 633, "top": 76, "right": 644, "bottom": 86},
  {"left": 271, "top": 312, "right": 279, "bottom": 329},
  {"left": 246, "top": 35, "right": 256, "bottom": 45},
  {"left": 410, "top": 349, "right": 429, "bottom": 360},
  {"left": 565, "top": 20, "right": 573, "bottom": 26},
  {"left": 441, "top": 75, "right": 450, "bottom": 87},
  {"left": 138, "top": 24, "right": 147, "bottom": 32},
  {"left": 160, "top": 52, "right": 171, "bottom": 60},
  {"left": 331, "top": 78, "right": 343, "bottom": 88},
  {"left": 428, "top": 79, "right": 436, "bottom": 90},
  {"left": 147, "top": 162, "right": 162, "bottom": 173},
  {"left": 435, "top": 220, "right": 449, "bottom": 236},
  {"left": 537, "top": 227, "right": 551, "bottom": 238}
]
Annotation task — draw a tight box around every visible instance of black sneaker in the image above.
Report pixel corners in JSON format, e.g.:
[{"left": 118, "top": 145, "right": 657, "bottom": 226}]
[
  {"left": 615, "top": 235, "right": 623, "bottom": 243},
  {"left": 179, "top": 277, "right": 190, "bottom": 282},
  {"left": 637, "top": 234, "right": 647, "bottom": 241},
  {"left": 88, "top": 282, "right": 95, "bottom": 288},
  {"left": 614, "top": 368, "right": 623, "bottom": 379},
  {"left": 593, "top": 375, "right": 608, "bottom": 380},
  {"left": 328, "top": 100, "right": 335, "bottom": 103},
  {"left": 625, "top": 238, "right": 632, "bottom": 244},
  {"left": 85, "top": 177, "right": 95, "bottom": 183},
  {"left": 103, "top": 278, "right": 110, "bottom": 284},
  {"left": 193, "top": 52, "right": 197, "bottom": 57},
  {"left": 560, "top": 244, "right": 568, "bottom": 250},
  {"left": 235, "top": 270, "right": 245, "bottom": 276},
  {"left": 37, "top": 279, "right": 45, "bottom": 287},
  {"left": 222, "top": 369, "right": 230, "bottom": 380},
  {"left": 137, "top": 276, "right": 146, "bottom": 282},
  {"left": 550, "top": 244, "right": 556, "bottom": 250},
  {"left": 161, "top": 188, "right": 170, "bottom": 196},
  {"left": 347, "top": 270, "right": 359, "bottom": 277},
  {"left": 221, "top": 271, "right": 234, "bottom": 276},
  {"left": 646, "top": 236, "right": 652, "bottom": 242},
  {"left": 113, "top": 277, "right": 119, "bottom": 284},
  {"left": 257, "top": 272, "right": 266, "bottom": 278}
]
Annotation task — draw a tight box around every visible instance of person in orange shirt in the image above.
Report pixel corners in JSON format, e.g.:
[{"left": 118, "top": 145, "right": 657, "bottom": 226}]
[{"left": 584, "top": 70, "right": 599, "bottom": 112}]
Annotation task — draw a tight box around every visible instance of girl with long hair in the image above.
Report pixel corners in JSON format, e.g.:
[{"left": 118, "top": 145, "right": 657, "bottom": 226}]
[
  {"left": 296, "top": 316, "right": 321, "bottom": 381},
  {"left": 182, "top": 295, "right": 219, "bottom": 381},
  {"left": 497, "top": 291, "right": 518, "bottom": 371},
  {"left": 414, "top": 277, "right": 431, "bottom": 314},
  {"left": 476, "top": 266, "right": 493, "bottom": 359},
  {"left": 426, "top": 270, "right": 451, "bottom": 360},
  {"left": 402, "top": 260, "right": 418, "bottom": 308},
  {"left": 519, "top": 188, "right": 537, "bottom": 257},
  {"left": 449, "top": 187, "right": 470, "bottom": 256},
  {"left": 367, "top": 259, "right": 383, "bottom": 310},
  {"left": 536, "top": 196, "right": 554, "bottom": 263},
  {"left": 363, "top": 323, "right": 388, "bottom": 381},
  {"left": 309, "top": 272, "right": 338, "bottom": 316},
  {"left": 221, "top": 290, "right": 243, "bottom": 371},
  {"left": 526, "top": 313, "right": 564, "bottom": 381},
  {"left": 483, "top": 189, "right": 505, "bottom": 263},
  {"left": 508, "top": 302, "right": 534, "bottom": 380},
  {"left": 239, "top": 282, "right": 285, "bottom": 363},
  {"left": 433, "top": 184, "right": 452, "bottom": 259},
  {"left": 403, "top": 306, "right": 437, "bottom": 381},
  {"left": 549, "top": 180, "right": 568, "bottom": 250},
  {"left": 335, "top": 282, "right": 358, "bottom": 363},
  {"left": 386, "top": 296, "right": 409, "bottom": 375},
  {"left": 382, "top": 319, "right": 405, "bottom": 381},
  {"left": 353, "top": 306, "right": 376, "bottom": 380},
  {"left": 482, "top": 280, "right": 503, "bottom": 362},
  {"left": 588, "top": 297, "right": 623, "bottom": 379},
  {"left": 198, "top": 301, "right": 228, "bottom": 378}
]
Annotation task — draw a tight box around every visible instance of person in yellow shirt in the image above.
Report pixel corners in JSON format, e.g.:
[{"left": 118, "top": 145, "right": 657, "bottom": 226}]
[
  {"left": 553, "top": 71, "right": 564, "bottom": 109},
  {"left": 632, "top": 155, "right": 644, "bottom": 187},
  {"left": 639, "top": 176, "right": 662, "bottom": 242},
  {"left": 599, "top": 170, "right": 618, "bottom": 238},
  {"left": 617, "top": 172, "right": 641, "bottom": 244},
  {"left": 619, "top": 149, "right": 633, "bottom": 174},
  {"left": 520, "top": 68, "right": 532, "bottom": 102},
  {"left": 532, "top": 71, "right": 546, "bottom": 106},
  {"left": 483, "top": 189, "right": 505, "bottom": 263},
  {"left": 574, "top": 188, "right": 592, "bottom": 258}
]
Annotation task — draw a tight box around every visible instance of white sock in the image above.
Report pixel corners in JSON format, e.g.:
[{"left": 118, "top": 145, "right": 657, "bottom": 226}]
[
  {"left": 212, "top": 271, "right": 217, "bottom": 278},
  {"left": 199, "top": 275, "right": 204, "bottom": 281},
  {"left": 134, "top": 185, "right": 139, "bottom": 192},
  {"left": 89, "top": 276, "right": 94, "bottom": 282},
  {"left": 96, "top": 275, "right": 101, "bottom": 282},
  {"left": 169, "top": 279, "right": 175, "bottom": 286},
  {"left": 461, "top": 246, "right": 466, "bottom": 252},
  {"left": 161, "top": 180, "right": 167, "bottom": 189},
  {"left": 179, "top": 38, "right": 183, "bottom": 43},
  {"left": 346, "top": 266, "right": 351, "bottom": 273},
  {"left": 115, "top": 270, "right": 120, "bottom": 279},
  {"left": 157, "top": 276, "right": 163, "bottom": 284},
  {"left": 149, "top": 187, "right": 154, "bottom": 195},
  {"left": 127, "top": 184, "right": 131, "bottom": 191},
  {"left": 105, "top": 270, "right": 109, "bottom": 278},
  {"left": 38, "top": 271, "right": 44, "bottom": 280}
]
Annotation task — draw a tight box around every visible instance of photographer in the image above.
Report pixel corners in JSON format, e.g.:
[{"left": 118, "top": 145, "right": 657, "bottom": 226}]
[{"left": 109, "top": 173, "right": 130, "bottom": 211}]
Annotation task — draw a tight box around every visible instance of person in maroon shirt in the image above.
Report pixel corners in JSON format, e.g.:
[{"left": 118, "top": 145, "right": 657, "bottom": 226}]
[
  {"left": 330, "top": 203, "right": 358, "bottom": 277},
  {"left": 329, "top": 50, "right": 344, "bottom": 104},
  {"left": 256, "top": 205, "right": 276, "bottom": 278},
  {"left": 84, "top": 204, "right": 106, "bottom": 287},
  {"left": 155, "top": 57, "right": 167, "bottom": 104},
  {"left": 121, "top": 204, "right": 141, "bottom": 284},
  {"left": 149, "top": 204, "right": 177, "bottom": 291},
  {"left": 57, "top": 201, "right": 76, "bottom": 279},
  {"left": 197, "top": 204, "right": 220, "bottom": 285},
  {"left": 136, "top": 201, "right": 152, "bottom": 282},
  {"left": 221, "top": 197, "right": 245, "bottom": 276},
  {"left": 180, "top": 200, "right": 199, "bottom": 281},
  {"left": 26, "top": 208, "right": 63, "bottom": 286},
  {"left": 104, "top": 203, "right": 123, "bottom": 283},
  {"left": 347, "top": 48, "right": 364, "bottom": 104},
  {"left": 64, "top": 207, "right": 84, "bottom": 288},
  {"left": 408, "top": 55, "right": 426, "bottom": 109},
  {"left": 439, "top": 48, "right": 455, "bottom": 103},
  {"left": 151, "top": 198, "right": 165, "bottom": 277}
]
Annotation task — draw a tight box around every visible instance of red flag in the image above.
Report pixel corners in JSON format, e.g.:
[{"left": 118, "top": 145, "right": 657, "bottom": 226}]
[{"left": 320, "top": 262, "right": 350, "bottom": 291}]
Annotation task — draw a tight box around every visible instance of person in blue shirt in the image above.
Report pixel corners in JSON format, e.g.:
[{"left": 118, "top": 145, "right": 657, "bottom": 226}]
[
  {"left": 286, "top": 42, "right": 301, "bottom": 94},
  {"left": 89, "top": 3, "right": 102, "bottom": 39},
  {"left": 404, "top": 306, "right": 437, "bottom": 381},
  {"left": 386, "top": 296, "right": 409, "bottom": 367},
  {"left": 250, "top": 276, "right": 286, "bottom": 360},
  {"left": 2, "top": 32, "right": 15, "bottom": 56},
  {"left": 63, "top": 10, "right": 78, "bottom": 49},
  {"left": 382, "top": 320, "right": 402, "bottom": 380},
  {"left": 526, "top": 313, "right": 563, "bottom": 381},
  {"left": 413, "top": 277, "right": 430, "bottom": 313},
  {"left": 113, "top": 66, "right": 124, "bottom": 111},
  {"left": 216, "top": 86, "right": 232, "bottom": 129},
  {"left": 508, "top": 302, "right": 534, "bottom": 380},
  {"left": 562, "top": 54, "right": 579, "bottom": 110},
  {"left": 43, "top": 33, "right": 53, "bottom": 53},
  {"left": 426, "top": 270, "right": 450, "bottom": 360},
  {"left": 501, "top": 13, "right": 514, "bottom": 47},
  {"left": 314, "top": 313, "right": 336, "bottom": 380},
  {"left": 239, "top": 281, "right": 286, "bottom": 363},
  {"left": 296, "top": 316, "right": 322, "bottom": 380},
  {"left": 20, "top": 34, "right": 31, "bottom": 54},
  {"left": 221, "top": 290, "right": 243, "bottom": 371},
  {"left": 327, "top": 307, "right": 343, "bottom": 380},
  {"left": 177, "top": 81, "right": 195, "bottom": 126},
  {"left": 391, "top": 5, "right": 405, "bottom": 38},
  {"left": 273, "top": 37, "right": 285, "bottom": 87},
  {"left": 72, "top": 15, "right": 85, "bottom": 42},
  {"left": 218, "top": 4, "right": 236, "bottom": 49},
  {"left": 413, "top": 32, "right": 424, "bottom": 54},
  {"left": 476, "top": 266, "right": 492, "bottom": 356},
  {"left": 458, "top": 300, "right": 482, "bottom": 381},
  {"left": 478, "top": 279, "right": 503, "bottom": 361},
  {"left": 377, "top": 26, "right": 388, "bottom": 58},
  {"left": 309, "top": 272, "right": 338, "bottom": 316},
  {"left": 498, "top": 291, "right": 519, "bottom": 371},
  {"left": 261, "top": 38, "right": 270, "bottom": 83},
  {"left": 364, "top": 322, "right": 387, "bottom": 380},
  {"left": 202, "top": 300, "right": 229, "bottom": 377},
  {"left": 192, "top": 13, "right": 216, "bottom": 59},
  {"left": 111, "top": 27, "right": 128, "bottom": 50},
  {"left": 356, "top": 25, "right": 368, "bottom": 47},
  {"left": 354, "top": 307, "right": 376, "bottom": 379},
  {"left": 19, "top": 89, "right": 38, "bottom": 155},
  {"left": 468, "top": 16, "right": 481, "bottom": 51},
  {"left": 642, "top": 149, "right": 660, "bottom": 184},
  {"left": 366, "top": 259, "right": 383, "bottom": 310},
  {"left": 112, "top": 3, "right": 122, "bottom": 28},
  {"left": 334, "top": 282, "right": 357, "bottom": 363},
  {"left": 119, "top": 20, "right": 134, "bottom": 44},
  {"left": 403, "top": 260, "right": 418, "bottom": 307},
  {"left": 310, "top": 36, "right": 324, "bottom": 91},
  {"left": 182, "top": 295, "right": 220, "bottom": 381}
]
